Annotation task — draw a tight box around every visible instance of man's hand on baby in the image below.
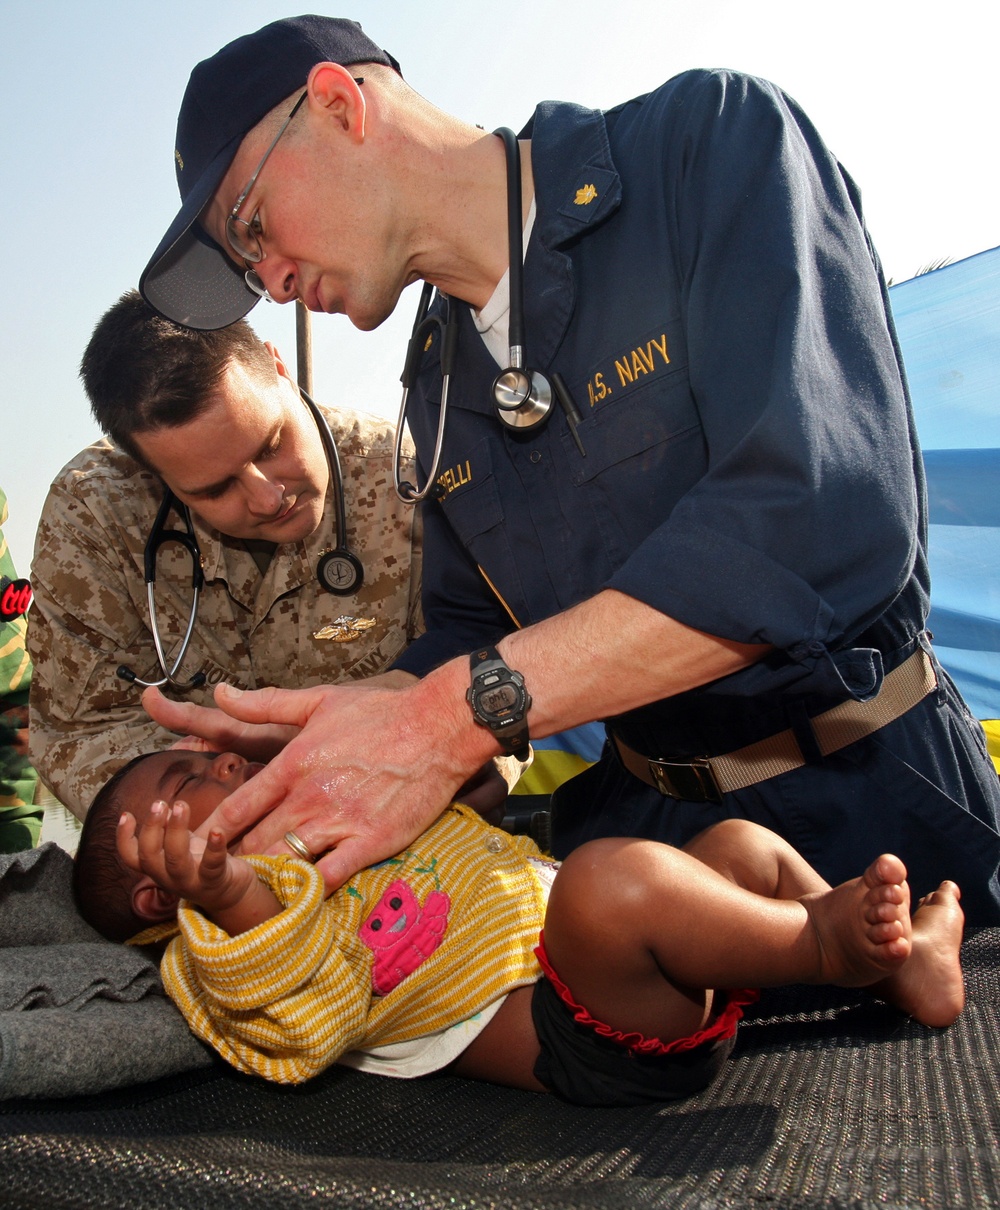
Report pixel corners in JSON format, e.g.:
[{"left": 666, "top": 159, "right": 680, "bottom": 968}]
[
  {"left": 118, "top": 800, "right": 259, "bottom": 920},
  {"left": 142, "top": 686, "right": 298, "bottom": 762},
  {"left": 192, "top": 677, "right": 481, "bottom": 895}
]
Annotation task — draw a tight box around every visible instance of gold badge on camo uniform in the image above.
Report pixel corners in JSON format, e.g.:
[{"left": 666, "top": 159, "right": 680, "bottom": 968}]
[{"left": 313, "top": 617, "right": 378, "bottom": 643}]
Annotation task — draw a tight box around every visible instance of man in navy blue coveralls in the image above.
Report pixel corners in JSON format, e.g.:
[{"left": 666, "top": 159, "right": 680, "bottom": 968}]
[{"left": 139, "top": 16, "right": 1000, "bottom": 924}]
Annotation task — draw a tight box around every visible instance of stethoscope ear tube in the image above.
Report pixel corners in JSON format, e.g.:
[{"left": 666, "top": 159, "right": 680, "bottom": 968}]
[
  {"left": 117, "top": 491, "right": 206, "bottom": 690},
  {"left": 143, "top": 490, "right": 204, "bottom": 590},
  {"left": 299, "top": 388, "right": 364, "bottom": 595},
  {"left": 496, "top": 128, "right": 525, "bottom": 354},
  {"left": 394, "top": 288, "right": 456, "bottom": 503},
  {"left": 440, "top": 298, "right": 459, "bottom": 376},
  {"left": 400, "top": 282, "right": 435, "bottom": 390}
]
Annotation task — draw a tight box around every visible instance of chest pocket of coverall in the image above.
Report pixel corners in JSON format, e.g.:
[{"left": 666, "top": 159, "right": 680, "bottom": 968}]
[{"left": 565, "top": 369, "right": 706, "bottom": 569}]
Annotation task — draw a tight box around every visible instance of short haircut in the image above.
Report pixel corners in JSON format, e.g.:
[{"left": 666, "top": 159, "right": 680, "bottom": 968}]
[
  {"left": 80, "top": 289, "right": 276, "bottom": 462},
  {"left": 73, "top": 752, "right": 163, "bottom": 942}
]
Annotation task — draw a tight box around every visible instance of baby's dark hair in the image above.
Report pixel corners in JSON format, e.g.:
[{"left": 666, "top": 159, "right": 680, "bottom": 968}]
[{"left": 73, "top": 752, "right": 163, "bottom": 942}]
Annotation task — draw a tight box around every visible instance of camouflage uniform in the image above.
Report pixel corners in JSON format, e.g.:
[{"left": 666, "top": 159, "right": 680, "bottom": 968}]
[
  {"left": 1, "top": 487, "right": 42, "bottom": 850},
  {"left": 28, "top": 404, "right": 423, "bottom": 820}
]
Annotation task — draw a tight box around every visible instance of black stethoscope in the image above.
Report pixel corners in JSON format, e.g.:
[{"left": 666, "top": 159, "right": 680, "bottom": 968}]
[
  {"left": 117, "top": 388, "right": 364, "bottom": 691},
  {"left": 392, "top": 128, "right": 584, "bottom": 504}
]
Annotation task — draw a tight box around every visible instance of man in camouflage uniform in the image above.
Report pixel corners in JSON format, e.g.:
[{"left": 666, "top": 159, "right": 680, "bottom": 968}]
[
  {"left": 1, "top": 487, "right": 42, "bottom": 850},
  {"left": 28, "top": 293, "right": 422, "bottom": 819}
]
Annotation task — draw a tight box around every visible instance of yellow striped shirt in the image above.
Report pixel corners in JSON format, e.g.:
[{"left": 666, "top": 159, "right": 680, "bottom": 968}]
[{"left": 154, "top": 805, "right": 548, "bottom": 1083}]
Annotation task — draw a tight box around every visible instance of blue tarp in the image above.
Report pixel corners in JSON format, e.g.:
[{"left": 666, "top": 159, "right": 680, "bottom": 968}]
[{"left": 891, "top": 246, "right": 1000, "bottom": 718}]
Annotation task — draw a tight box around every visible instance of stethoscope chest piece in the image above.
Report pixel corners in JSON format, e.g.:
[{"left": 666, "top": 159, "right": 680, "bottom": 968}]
[
  {"left": 316, "top": 547, "right": 364, "bottom": 595},
  {"left": 493, "top": 365, "right": 553, "bottom": 430}
]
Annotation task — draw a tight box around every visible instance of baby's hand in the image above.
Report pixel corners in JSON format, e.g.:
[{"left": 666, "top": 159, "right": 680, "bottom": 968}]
[{"left": 118, "top": 801, "right": 267, "bottom": 928}]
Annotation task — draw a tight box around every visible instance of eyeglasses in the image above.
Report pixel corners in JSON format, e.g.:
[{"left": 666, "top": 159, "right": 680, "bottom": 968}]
[
  {"left": 225, "top": 79, "right": 364, "bottom": 303},
  {"left": 225, "top": 91, "right": 308, "bottom": 300}
]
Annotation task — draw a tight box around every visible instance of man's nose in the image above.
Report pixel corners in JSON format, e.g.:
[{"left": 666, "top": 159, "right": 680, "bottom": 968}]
[
  {"left": 243, "top": 468, "right": 286, "bottom": 516},
  {"left": 256, "top": 255, "right": 297, "bottom": 304}
]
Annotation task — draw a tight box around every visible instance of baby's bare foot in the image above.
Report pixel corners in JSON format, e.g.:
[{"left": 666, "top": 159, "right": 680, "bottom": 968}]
[
  {"left": 874, "top": 882, "right": 965, "bottom": 1027},
  {"left": 800, "top": 854, "right": 912, "bottom": 986}
]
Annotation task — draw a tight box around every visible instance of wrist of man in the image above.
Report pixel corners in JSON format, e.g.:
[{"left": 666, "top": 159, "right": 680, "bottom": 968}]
[
  {"left": 411, "top": 656, "right": 507, "bottom": 771},
  {"left": 466, "top": 645, "right": 531, "bottom": 760}
]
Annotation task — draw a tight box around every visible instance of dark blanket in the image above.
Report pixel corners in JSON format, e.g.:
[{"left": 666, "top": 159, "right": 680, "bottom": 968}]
[
  {"left": 2, "top": 922, "right": 999, "bottom": 1209},
  {"left": 0, "top": 844, "right": 213, "bottom": 1099}
]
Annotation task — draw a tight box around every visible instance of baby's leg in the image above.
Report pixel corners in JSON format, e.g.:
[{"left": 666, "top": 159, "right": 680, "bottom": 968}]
[
  {"left": 541, "top": 836, "right": 914, "bottom": 1046},
  {"left": 682, "top": 819, "right": 965, "bottom": 1027},
  {"left": 682, "top": 818, "right": 831, "bottom": 899}
]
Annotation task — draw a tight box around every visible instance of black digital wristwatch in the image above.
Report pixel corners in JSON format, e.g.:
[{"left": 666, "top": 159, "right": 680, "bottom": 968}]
[{"left": 466, "top": 645, "right": 532, "bottom": 760}]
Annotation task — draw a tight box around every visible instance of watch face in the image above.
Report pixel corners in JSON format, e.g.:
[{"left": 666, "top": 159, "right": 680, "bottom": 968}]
[{"left": 477, "top": 681, "right": 521, "bottom": 717}]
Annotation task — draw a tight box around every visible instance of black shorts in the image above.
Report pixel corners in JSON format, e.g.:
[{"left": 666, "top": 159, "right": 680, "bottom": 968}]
[{"left": 530, "top": 974, "right": 740, "bottom": 1108}]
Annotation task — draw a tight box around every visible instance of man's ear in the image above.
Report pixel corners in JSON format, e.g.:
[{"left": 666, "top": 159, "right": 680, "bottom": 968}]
[
  {"left": 265, "top": 341, "right": 292, "bottom": 383},
  {"left": 306, "top": 62, "right": 366, "bottom": 140},
  {"left": 131, "top": 876, "right": 180, "bottom": 924}
]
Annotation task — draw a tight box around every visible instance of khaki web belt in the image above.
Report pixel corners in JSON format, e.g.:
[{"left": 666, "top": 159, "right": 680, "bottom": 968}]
[{"left": 611, "top": 646, "right": 937, "bottom": 804}]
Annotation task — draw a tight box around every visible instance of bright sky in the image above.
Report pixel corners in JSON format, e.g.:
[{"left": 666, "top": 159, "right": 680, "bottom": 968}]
[{"left": 1, "top": 0, "right": 996, "bottom": 571}]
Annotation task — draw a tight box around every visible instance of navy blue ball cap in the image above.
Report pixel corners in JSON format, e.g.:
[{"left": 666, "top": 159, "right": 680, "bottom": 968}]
[{"left": 139, "top": 16, "right": 400, "bottom": 330}]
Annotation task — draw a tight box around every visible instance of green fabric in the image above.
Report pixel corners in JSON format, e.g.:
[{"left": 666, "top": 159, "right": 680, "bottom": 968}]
[
  {"left": 0, "top": 800, "right": 42, "bottom": 852},
  {"left": 1, "top": 487, "right": 41, "bottom": 852}
]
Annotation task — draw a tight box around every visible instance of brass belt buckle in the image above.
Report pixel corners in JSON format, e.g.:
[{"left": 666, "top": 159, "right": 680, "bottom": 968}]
[{"left": 648, "top": 756, "right": 722, "bottom": 804}]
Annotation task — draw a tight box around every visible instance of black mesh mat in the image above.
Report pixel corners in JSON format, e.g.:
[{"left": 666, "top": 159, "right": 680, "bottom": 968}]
[{"left": 3, "top": 929, "right": 1000, "bottom": 1210}]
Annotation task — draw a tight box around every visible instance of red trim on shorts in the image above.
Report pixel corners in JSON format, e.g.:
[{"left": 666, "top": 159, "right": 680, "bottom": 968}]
[{"left": 534, "top": 931, "right": 759, "bottom": 1056}]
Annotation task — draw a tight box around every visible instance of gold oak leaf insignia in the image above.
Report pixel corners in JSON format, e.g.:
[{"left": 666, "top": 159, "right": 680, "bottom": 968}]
[{"left": 574, "top": 184, "right": 598, "bottom": 205}]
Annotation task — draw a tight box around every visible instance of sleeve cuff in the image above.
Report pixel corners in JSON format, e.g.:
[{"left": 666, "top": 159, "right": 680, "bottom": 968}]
[{"left": 172, "top": 855, "right": 334, "bottom": 1008}]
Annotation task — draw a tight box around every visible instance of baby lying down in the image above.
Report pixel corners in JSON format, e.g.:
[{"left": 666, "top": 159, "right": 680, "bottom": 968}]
[{"left": 72, "top": 749, "right": 965, "bottom": 1106}]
